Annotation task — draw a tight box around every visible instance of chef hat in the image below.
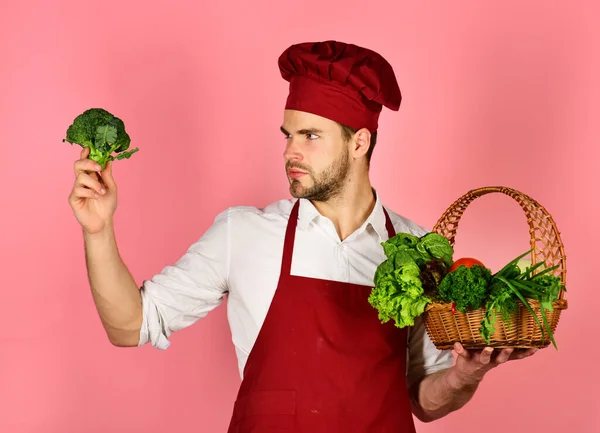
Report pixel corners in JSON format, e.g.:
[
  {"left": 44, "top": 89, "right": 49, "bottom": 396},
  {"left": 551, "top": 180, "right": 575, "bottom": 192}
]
[{"left": 278, "top": 40, "right": 401, "bottom": 132}]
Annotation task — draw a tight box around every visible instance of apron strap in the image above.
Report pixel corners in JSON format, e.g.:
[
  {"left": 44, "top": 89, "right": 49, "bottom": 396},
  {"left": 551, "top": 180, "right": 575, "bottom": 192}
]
[
  {"left": 280, "top": 200, "right": 397, "bottom": 277},
  {"left": 280, "top": 199, "right": 301, "bottom": 277},
  {"left": 381, "top": 206, "right": 396, "bottom": 239}
]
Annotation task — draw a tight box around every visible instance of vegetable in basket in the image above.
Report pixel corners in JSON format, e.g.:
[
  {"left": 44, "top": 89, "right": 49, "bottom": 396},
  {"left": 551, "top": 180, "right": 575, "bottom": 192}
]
[
  {"left": 438, "top": 262, "right": 492, "bottom": 313},
  {"left": 478, "top": 250, "right": 564, "bottom": 349},
  {"left": 368, "top": 232, "right": 454, "bottom": 328},
  {"left": 370, "top": 234, "right": 565, "bottom": 349},
  {"left": 448, "top": 258, "right": 485, "bottom": 272}
]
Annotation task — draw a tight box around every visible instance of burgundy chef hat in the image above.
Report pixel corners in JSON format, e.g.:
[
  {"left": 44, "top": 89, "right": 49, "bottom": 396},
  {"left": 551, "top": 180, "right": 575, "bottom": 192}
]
[{"left": 278, "top": 40, "right": 402, "bottom": 132}]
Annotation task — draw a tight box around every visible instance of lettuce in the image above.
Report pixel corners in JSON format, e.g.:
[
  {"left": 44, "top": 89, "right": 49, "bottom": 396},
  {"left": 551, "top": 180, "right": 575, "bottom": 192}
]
[{"left": 369, "top": 232, "right": 453, "bottom": 328}]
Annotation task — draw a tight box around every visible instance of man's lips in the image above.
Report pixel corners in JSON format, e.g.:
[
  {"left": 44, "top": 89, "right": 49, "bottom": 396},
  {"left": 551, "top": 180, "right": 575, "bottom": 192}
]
[{"left": 287, "top": 169, "right": 307, "bottom": 179}]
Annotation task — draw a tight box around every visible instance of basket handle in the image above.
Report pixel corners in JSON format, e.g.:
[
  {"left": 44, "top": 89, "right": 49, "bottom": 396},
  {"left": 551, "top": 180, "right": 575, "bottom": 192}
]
[{"left": 432, "top": 186, "right": 567, "bottom": 299}]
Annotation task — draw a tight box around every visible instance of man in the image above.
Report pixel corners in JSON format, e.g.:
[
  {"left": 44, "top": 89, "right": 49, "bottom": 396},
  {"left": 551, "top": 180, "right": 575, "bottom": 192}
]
[{"left": 69, "top": 40, "right": 537, "bottom": 432}]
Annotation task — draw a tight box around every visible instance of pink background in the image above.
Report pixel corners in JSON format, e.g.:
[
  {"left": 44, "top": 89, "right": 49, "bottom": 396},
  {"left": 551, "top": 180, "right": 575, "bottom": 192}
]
[{"left": 1, "top": 0, "right": 598, "bottom": 432}]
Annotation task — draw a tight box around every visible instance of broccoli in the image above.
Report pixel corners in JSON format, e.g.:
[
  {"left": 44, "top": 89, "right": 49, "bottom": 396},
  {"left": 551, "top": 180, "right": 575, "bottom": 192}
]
[
  {"left": 63, "top": 108, "right": 138, "bottom": 169},
  {"left": 438, "top": 264, "right": 492, "bottom": 312}
]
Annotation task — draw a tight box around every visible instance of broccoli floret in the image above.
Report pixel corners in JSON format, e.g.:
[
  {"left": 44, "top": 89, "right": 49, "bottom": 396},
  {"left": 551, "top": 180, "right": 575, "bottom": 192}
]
[
  {"left": 63, "top": 108, "right": 138, "bottom": 169},
  {"left": 438, "top": 264, "right": 492, "bottom": 312}
]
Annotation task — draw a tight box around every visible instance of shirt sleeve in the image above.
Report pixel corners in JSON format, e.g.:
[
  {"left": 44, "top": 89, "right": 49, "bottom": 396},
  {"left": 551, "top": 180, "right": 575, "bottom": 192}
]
[
  {"left": 137, "top": 209, "right": 230, "bottom": 350},
  {"left": 406, "top": 315, "right": 455, "bottom": 388}
]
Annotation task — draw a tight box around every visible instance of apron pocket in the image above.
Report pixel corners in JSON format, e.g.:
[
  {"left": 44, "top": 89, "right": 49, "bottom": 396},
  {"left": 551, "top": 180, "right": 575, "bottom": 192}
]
[{"left": 230, "top": 389, "right": 296, "bottom": 432}]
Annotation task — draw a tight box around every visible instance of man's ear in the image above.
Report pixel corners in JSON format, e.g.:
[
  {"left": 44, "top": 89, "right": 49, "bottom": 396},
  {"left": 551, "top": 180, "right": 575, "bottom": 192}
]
[{"left": 352, "top": 128, "right": 372, "bottom": 159}]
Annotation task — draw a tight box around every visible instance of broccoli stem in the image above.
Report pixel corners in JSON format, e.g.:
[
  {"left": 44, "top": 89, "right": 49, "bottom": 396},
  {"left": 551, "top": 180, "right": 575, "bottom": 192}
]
[
  {"left": 85, "top": 143, "right": 119, "bottom": 169},
  {"left": 88, "top": 145, "right": 101, "bottom": 159}
]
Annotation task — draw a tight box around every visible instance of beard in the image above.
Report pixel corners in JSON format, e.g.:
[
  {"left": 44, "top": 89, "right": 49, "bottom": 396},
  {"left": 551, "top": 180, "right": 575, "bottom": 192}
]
[{"left": 287, "top": 148, "right": 350, "bottom": 202}]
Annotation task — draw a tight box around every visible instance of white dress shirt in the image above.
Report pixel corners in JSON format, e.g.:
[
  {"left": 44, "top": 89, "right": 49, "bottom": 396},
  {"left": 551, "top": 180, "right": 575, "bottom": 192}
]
[{"left": 138, "top": 193, "right": 455, "bottom": 387}]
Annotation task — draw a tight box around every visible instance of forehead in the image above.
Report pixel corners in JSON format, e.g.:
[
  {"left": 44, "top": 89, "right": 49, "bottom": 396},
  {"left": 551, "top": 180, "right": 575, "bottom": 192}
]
[{"left": 282, "top": 109, "right": 338, "bottom": 132}]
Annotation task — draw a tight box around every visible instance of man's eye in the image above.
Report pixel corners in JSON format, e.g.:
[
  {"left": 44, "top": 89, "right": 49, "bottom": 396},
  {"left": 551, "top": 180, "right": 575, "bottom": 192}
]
[{"left": 307, "top": 134, "right": 319, "bottom": 140}]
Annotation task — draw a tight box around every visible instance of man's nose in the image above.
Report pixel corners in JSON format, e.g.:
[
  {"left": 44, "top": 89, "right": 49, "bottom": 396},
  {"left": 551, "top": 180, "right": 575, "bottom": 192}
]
[{"left": 283, "top": 138, "right": 303, "bottom": 162}]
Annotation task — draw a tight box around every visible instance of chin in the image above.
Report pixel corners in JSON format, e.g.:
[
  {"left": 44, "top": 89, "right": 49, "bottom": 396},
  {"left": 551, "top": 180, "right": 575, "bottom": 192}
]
[
  {"left": 289, "top": 184, "right": 309, "bottom": 199},
  {"left": 289, "top": 188, "right": 303, "bottom": 198}
]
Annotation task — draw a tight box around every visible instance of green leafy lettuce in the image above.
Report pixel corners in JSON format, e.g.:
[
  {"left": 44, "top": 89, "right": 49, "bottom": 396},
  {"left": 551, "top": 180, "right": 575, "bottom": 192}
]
[{"left": 369, "top": 232, "right": 453, "bottom": 328}]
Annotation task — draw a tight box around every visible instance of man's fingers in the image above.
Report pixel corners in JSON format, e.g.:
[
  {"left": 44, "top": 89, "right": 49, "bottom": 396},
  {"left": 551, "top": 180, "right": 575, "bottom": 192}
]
[
  {"left": 494, "top": 348, "right": 514, "bottom": 364},
  {"left": 71, "top": 186, "right": 99, "bottom": 201},
  {"left": 80, "top": 146, "right": 90, "bottom": 159},
  {"left": 510, "top": 347, "right": 538, "bottom": 360},
  {"left": 454, "top": 342, "right": 471, "bottom": 360},
  {"left": 76, "top": 172, "right": 106, "bottom": 196},
  {"left": 101, "top": 160, "right": 116, "bottom": 189},
  {"left": 479, "top": 347, "right": 494, "bottom": 365},
  {"left": 74, "top": 157, "right": 102, "bottom": 176},
  {"left": 525, "top": 347, "right": 539, "bottom": 357}
]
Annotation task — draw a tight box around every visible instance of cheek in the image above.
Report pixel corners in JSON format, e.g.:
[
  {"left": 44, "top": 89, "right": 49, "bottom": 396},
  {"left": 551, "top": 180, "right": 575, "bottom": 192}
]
[
  {"left": 304, "top": 148, "right": 325, "bottom": 173},
  {"left": 304, "top": 140, "right": 337, "bottom": 163},
  {"left": 301, "top": 138, "right": 342, "bottom": 173}
]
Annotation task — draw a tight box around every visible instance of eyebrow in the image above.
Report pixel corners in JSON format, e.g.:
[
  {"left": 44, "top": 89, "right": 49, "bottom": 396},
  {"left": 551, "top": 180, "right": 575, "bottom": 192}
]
[{"left": 280, "top": 126, "right": 324, "bottom": 136}]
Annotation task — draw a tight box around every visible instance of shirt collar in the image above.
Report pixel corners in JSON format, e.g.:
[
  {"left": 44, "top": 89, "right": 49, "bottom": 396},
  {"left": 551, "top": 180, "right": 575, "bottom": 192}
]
[
  {"left": 295, "top": 189, "right": 392, "bottom": 242},
  {"left": 369, "top": 191, "right": 392, "bottom": 241},
  {"left": 296, "top": 198, "right": 320, "bottom": 231}
]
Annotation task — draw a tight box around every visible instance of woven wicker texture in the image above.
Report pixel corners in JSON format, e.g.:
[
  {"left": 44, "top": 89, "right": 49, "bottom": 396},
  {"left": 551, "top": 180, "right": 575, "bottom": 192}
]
[{"left": 422, "top": 186, "right": 568, "bottom": 350}]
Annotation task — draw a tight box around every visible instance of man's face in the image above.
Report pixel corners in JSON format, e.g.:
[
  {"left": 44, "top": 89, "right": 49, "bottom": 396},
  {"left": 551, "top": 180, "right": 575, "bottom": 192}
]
[{"left": 281, "top": 110, "right": 351, "bottom": 201}]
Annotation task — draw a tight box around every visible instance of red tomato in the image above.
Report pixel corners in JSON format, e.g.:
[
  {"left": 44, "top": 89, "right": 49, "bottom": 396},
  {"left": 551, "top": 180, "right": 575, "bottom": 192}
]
[{"left": 448, "top": 257, "right": 486, "bottom": 273}]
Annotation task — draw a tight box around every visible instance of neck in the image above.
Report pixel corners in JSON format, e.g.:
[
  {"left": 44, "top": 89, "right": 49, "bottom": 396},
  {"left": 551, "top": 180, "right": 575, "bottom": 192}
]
[{"left": 310, "top": 176, "right": 376, "bottom": 241}]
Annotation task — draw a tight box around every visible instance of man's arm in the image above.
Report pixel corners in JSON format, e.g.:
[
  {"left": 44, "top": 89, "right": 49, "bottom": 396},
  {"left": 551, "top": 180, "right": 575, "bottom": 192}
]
[
  {"left": 69, "top": 148, "right": 227, "bottom": 349},
  {"left": 84, "top": 224, "right": 143, "bottom": 347},
  {"left": 68, "top": 149, "right": 144, "bottom": 347},
  {"left": 409, "top": 343, "right": 538, "bottom": 422}
]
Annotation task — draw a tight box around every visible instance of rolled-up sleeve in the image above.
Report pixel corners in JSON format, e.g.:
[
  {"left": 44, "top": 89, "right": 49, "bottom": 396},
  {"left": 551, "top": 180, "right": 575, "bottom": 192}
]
[
  {"left": 406, "top": 316, "right": 455, "bottom": 388},
  {"left": 138, "top": 209, "right": 230, "bottom": 350}
]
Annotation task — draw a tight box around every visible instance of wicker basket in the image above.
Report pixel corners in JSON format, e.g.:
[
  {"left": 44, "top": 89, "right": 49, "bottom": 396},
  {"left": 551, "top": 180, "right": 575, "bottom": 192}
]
[{"left": 422, "top": 186, "right": 568, "bottom": 350}]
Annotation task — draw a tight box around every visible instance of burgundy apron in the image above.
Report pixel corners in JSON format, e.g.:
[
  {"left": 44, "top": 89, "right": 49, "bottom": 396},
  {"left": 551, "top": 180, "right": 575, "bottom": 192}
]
[{"left": 227, "top": 200, "right": 416, "bottom": 433}]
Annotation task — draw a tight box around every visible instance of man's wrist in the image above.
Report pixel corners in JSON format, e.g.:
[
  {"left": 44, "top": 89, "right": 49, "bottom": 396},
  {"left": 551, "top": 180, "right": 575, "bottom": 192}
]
[
  {"left": 446, "top": 366, "right": 481, "bottom": 391},
  {"left": 83, "top": 221, "right": 115, "bottom": 241}
]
